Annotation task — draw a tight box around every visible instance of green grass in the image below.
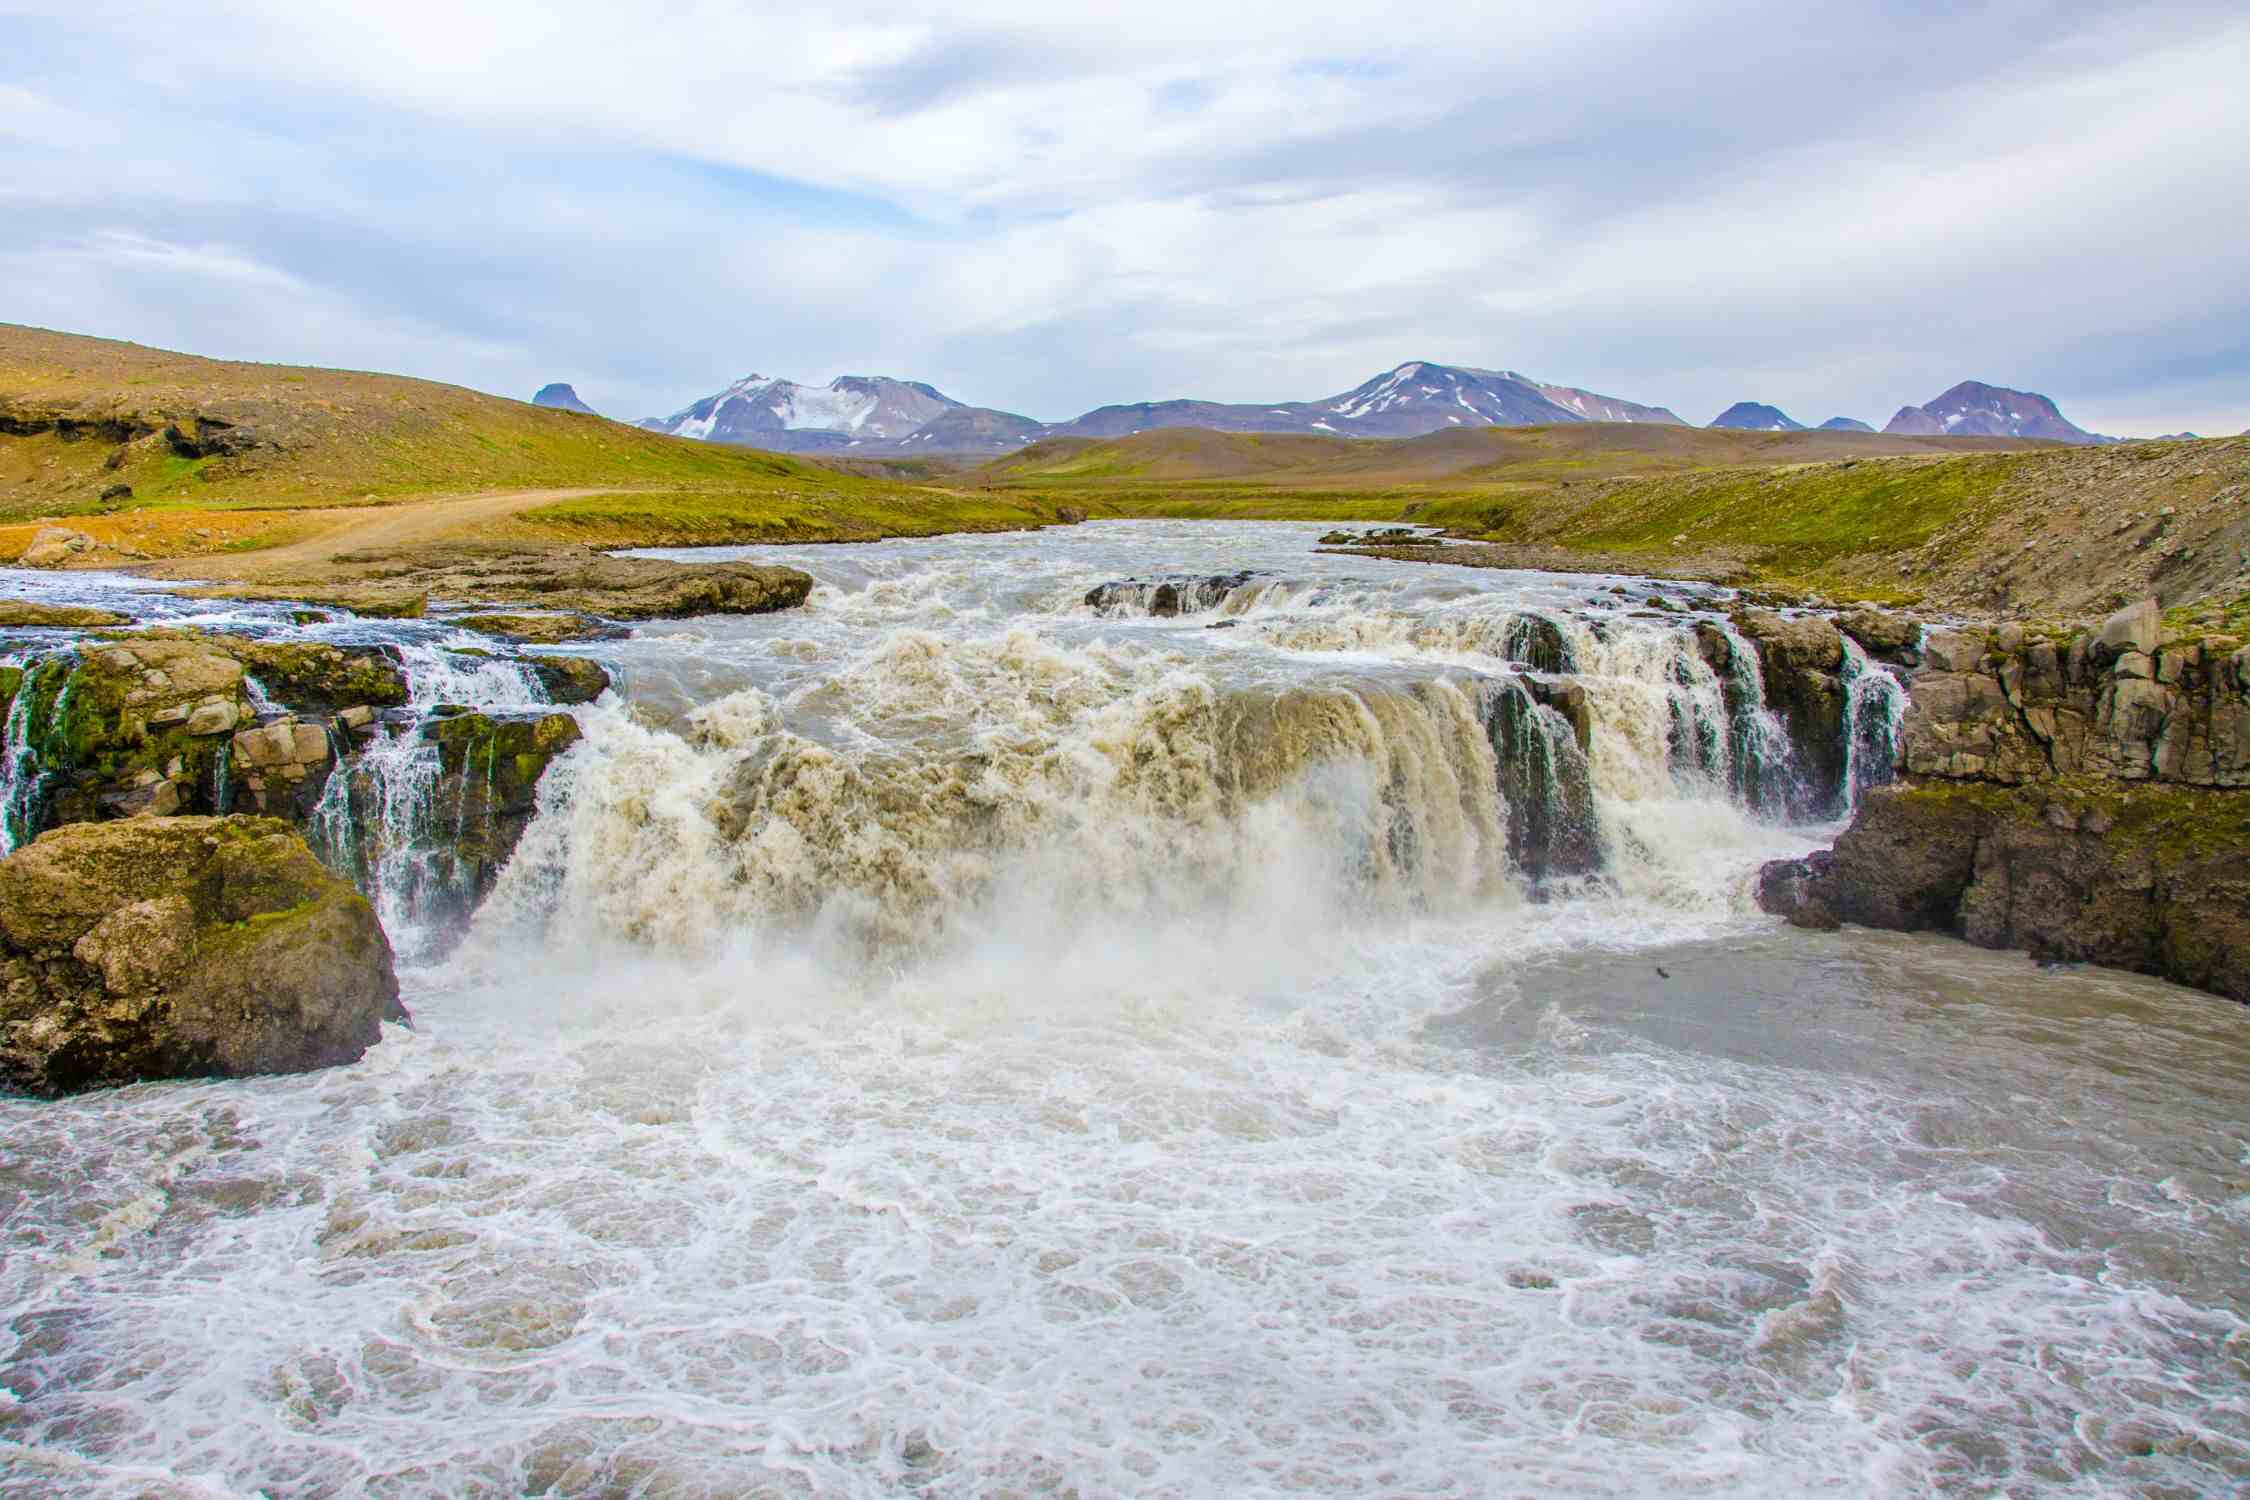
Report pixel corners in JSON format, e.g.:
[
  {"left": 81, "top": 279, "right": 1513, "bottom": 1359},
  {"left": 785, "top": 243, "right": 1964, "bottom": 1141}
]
[
  {"left": 1533, "top": 456, "right": 2021, "bottom": 568},
  {"left": 518, "top": 487, "right": 1068, "bottom": 545}
]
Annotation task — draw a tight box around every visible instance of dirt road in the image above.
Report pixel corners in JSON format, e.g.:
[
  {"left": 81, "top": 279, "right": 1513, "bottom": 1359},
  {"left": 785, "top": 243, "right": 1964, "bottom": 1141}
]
[{"left": 134, "top": 489, "right": 619, "bottom": 582}]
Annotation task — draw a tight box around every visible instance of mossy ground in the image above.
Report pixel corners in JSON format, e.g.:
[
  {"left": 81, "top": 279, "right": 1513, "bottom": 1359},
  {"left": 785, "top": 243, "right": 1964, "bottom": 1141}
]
[
  {"left": 514, "top": 487, "right": 1070, "bottom": 546},
  {"left": 1897, "top": 776, "right": 2250, "bottom": 863}
]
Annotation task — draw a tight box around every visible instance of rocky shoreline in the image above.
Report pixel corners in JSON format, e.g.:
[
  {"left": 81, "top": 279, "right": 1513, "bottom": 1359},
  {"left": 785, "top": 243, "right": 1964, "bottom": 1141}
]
[{"left": 1759, "top": 599, "right": 2250, "bottom": 1000}]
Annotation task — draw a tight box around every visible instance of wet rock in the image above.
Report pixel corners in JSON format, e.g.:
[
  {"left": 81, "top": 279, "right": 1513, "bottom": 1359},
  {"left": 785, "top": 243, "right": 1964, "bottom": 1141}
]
[
  {"left": 0, "top": 600, "right": 129, "bottom": 629},
  {"left": 423, "top": 711, "right": 581, "bottom": 887},
  {"left": 0, "top": 817, "right": 402, "bottom": 1094},
  {"left": 222, "top": 639, "right": 410, "bottom": 710},
  {"left": 1836, "top": 608, "right": 1920, "bottom": 662},
  {"left": 1502, "top": 614, "right": 1574, "bottom": 674},
  {"left": 1485, "top": 682, "right": 1601, "bottom": 882},
  {"left": 1084, "top": 572, "right": 1259, "bottom": 617},
  {"left": 1759, "top": 782, "right": 2250, "bottom": 1002},
  {"left": 522, "top": 654, "right": 610, "bottom": 705},
  {"left": 450, "top": 612, "right": 624, "bottom": 645},
  {"left": 1735, "top": 611, "right": 1849, "bottom": 815}
]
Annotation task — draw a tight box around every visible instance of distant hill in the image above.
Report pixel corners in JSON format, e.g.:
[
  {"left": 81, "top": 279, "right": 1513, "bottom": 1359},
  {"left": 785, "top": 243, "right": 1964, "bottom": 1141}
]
[
  {"left": 1819, "top": 417, "right": 1874, "bottom": 433},
  {"left": 531, "top": 382, "right": 598, "bottom": 416},
  {"left": 1884, "top": 380, "right": 2112, "bottom": 445},
  {"left": 980, "top": 420, "right": 2044, "bottom": 490},
  {"left": 1709, "top": 402, "right": 1805, "bottom": 432},
  {"left": 1049, "top": 363, "right": 1684, "bottom": 442}
]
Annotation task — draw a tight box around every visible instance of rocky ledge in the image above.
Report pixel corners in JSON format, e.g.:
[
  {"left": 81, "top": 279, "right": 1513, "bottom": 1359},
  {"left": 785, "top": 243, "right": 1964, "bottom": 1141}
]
[
  {"left": 1760, "top": 599, "right": 2250, "bottom": 1000},
  {"left": 0, "top": 817, "right": 403, "bottom": 1095},
  {"left": 185, "top": 541, "right": 815, "bottom": 621},
  {"left": 1, "top": 627, "right": 606, "bottom": 911}
]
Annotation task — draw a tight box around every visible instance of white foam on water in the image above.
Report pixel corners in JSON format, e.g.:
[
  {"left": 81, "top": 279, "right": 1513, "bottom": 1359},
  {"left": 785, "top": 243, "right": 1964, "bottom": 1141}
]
[{"left": 1, "top": 524, "right": 2242, "bottom": 1497}]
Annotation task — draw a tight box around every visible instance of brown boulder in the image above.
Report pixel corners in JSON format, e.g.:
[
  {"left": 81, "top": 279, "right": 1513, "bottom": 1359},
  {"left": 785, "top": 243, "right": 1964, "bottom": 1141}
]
[{"left": 0, "top": 817, "right": 403, "bottom": 1095}]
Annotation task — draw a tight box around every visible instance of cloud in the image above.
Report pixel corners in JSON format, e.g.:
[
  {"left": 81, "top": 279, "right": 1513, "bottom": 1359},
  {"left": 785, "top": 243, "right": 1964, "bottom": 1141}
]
[{"left": 0, "top": 0, "right": 2244, "bottom": 434}]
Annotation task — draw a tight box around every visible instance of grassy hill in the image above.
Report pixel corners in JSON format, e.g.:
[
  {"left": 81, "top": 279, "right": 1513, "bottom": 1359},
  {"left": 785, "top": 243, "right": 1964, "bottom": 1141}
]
[
  {"left": 0, "top": 324, "right": 1062, "bottom": 543},
  {"left": 977, "top": 423, "right": 2250, "bottom": 612}
]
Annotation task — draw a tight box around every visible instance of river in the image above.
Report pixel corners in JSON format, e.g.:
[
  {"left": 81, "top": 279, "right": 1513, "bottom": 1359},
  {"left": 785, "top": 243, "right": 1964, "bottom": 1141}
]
[{"left": 1, "top": 522, "right": 2244, "bottom": 1497}]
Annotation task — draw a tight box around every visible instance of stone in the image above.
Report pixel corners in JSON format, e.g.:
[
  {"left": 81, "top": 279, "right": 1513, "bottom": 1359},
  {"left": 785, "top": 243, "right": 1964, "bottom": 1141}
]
[
  {"left": 2094, "top": 598, "right": 2161, "bottom": 658},
  {"left": 522, "top": 654, "right": 611, "bottom": 706},
  {"left": 1054, "top": 506, "right": 1088, "bottom": 524},
  {"left": 17, "top": 527, "right": 96, "bottom": 569},
  {"left": 0, "top": 817, "right": 403, "bottom": 1093},
  {"left": 184, "top": 697, "right": 239, "bottom": 735},
  {"left": 1732, "top": 610, "right": 1844, "bottom": 671},
  {"left": 451, "top": 613, "right": 623, "bottom": 645},
  {"left": 0, "top": 600, "right": 129, "bottom": 629},
  {"left": 1835, "top": 608, "right": 1919, "bottom": 658},
  {"left": 1921, "top": 630, "right": 1985, "bottom": 673}
]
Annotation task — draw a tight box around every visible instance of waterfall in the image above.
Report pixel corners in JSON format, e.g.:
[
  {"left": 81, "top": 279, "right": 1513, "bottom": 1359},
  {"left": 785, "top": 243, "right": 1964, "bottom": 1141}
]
[
  {"left": 1838, "top": 636, "right": 1906, "bottom": 812},
  {"left": 1482, "top": 679, "right": 1601, "bottom": 881},
  {"left": 1699, "top": 622, "right": 1796, "bottom": 817},
  {"left": 0, "top": 652, "right": 70, "bottom": 854},
  {"left": 301, "top": 646, "right": 557, "bottom": 956}
]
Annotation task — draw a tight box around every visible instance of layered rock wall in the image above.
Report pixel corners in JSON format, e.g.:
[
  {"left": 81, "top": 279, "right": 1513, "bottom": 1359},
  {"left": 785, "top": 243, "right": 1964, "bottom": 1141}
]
[{"left": 1761, "top": 600, "right": 2250, "bottom": 1000}]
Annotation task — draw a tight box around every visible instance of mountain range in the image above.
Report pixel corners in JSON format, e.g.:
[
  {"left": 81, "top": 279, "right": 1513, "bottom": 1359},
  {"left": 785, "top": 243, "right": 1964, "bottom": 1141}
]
[{"left": 540, "top": 364, "right": 2119, "bottom": 455}]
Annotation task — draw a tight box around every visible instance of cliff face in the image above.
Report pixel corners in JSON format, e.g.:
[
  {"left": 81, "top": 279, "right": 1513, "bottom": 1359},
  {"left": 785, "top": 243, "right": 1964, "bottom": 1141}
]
[{"left": 1760, "top": 601, "right": 2250, "bottom": 1000}]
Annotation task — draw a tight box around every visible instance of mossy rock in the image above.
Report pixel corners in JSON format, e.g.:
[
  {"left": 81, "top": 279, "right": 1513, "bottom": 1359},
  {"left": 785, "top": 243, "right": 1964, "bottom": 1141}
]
[
  {"left": 451, "top": 612, "right": 623, "bottom": 645},
  {"left": 522, "top": 654, "right": 610, "bottom": 705},
  {"left": 0, "top": 816, "right": 403, "bottom": 1094},
  {"left": 226, "top": 640, "right": 409, "bottom": 709}
]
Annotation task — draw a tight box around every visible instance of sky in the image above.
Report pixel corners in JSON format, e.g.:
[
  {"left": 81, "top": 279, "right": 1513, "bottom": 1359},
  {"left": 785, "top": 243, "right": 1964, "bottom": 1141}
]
[{"left": 3, "top": 1, "right": 2246, "bottom": 437}]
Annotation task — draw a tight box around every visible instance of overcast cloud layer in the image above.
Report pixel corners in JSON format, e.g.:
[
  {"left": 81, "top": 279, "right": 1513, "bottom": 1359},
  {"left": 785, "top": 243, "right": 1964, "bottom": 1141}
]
[{"left": 3, "top": 1, "right": 2245, "bottom": 435}]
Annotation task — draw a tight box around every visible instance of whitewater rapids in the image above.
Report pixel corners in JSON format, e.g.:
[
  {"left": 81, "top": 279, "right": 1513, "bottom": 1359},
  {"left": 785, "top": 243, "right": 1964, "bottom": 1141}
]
[{"left": 0, "top": 523, "right": 2244, "bottom": 1498}]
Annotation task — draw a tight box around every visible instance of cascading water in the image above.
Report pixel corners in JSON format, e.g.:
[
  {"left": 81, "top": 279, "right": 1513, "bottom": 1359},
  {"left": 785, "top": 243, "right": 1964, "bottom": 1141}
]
[
  {"left": 0, "top": 650, "right": 69, "bottom": 854},
  {"left": 308, "top": 641, "right": 555, "bottom": 957},
  {"left": 7, "top": 528, "right": 2243, "bottom": 1500},
  {"left": 1839, "top": 634, "right": 1907, "bottom": 811}
]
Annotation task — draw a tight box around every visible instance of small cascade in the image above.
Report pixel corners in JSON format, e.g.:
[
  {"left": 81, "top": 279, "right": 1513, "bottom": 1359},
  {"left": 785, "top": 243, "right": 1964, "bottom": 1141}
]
[
  {"left": 0, "top": 652, "right": 71, "bottom": 854},
  {"left": 1698, "top": 622, "right": 1796, "bottom": 817},
  {"left": 1482, "top": 679, "right": 1601, "bottom": 882},
  {"left": 1499, "top": 612, "right": 1574, "bottom": 674},
  {"left": 1082, "top": 572, "right": 1264, "bottom": 618},
  {"left": 242, "top": 672, "right": 282, "bottom": 717},
  {"left": 1663, "top": 650, "right": 1732, "bottom": 789},
  {"left": 307, "top": 648, "right": 557, "bottom": 957},
  {"left": 1838, "top": 636, "right": 1906, "bottom": 812}
]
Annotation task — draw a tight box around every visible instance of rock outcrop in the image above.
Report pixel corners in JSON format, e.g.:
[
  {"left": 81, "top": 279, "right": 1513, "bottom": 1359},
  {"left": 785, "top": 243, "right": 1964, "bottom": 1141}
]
[
  {"left": 0, "top": 600, "right": 129, "bottom": 629},
  {"left": 1761, "top": 599, "right": 2250, "bottom": 999},
  {"left": 1084, "top": 573, "right": 1262, "bottom": 616},
  {"left": 0, "top": 630, "right": 605, "bottom": 929},
  {"left": 186, "top": 542, "right": 814, "bottom": 622},
  {"left": 15, "top": 528, "right": 97, "bottom": 569},
  {"left": 0, "top": 817, "right": 403, "bottom": 1094}
]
